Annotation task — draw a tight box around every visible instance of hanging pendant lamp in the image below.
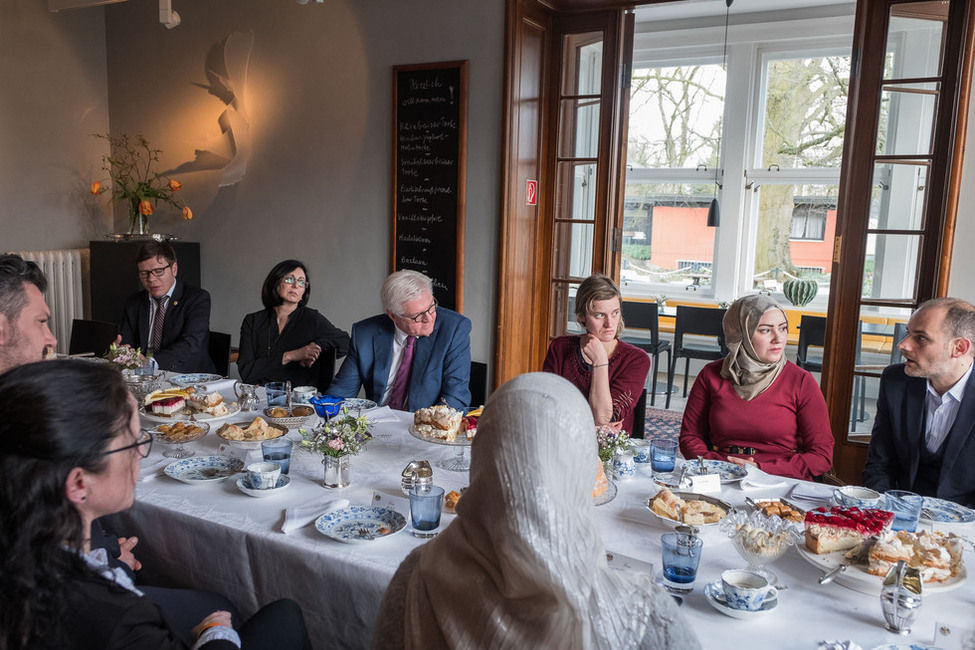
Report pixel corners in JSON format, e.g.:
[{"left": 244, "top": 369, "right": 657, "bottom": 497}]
[{"left": 708, "top": 0, "right": 733, "bottom": 228}]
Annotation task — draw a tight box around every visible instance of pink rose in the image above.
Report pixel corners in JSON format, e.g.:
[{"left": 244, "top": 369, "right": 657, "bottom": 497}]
[{"left": 327, "top": 439, "right": 343, "bottom": 451}]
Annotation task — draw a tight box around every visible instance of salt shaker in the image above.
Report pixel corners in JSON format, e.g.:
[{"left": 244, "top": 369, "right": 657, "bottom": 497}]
[{"left": 880, "top": 559, "right": 922, "bottom": 635}]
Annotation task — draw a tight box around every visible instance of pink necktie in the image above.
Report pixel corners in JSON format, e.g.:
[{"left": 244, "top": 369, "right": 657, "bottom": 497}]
[
  {"left": 388, "top": 336, "right": 416, "bottom": 410},
  {"left": 150, "top": 296, "right": 167, "bottom": 353}
]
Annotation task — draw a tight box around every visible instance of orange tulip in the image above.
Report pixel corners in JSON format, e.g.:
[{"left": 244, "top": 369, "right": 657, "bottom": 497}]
[
  {"left": 168, "top": 179, "right": 182, "bottom": 192},
  {"left": 138, "top": 200, "right": 154, "bottom": 216},
  {"left": 182, "top": 206, "right": 193, "bottom": 221},
  {"left": 90, "top": 181, "right": 102, "bottom": 196}
]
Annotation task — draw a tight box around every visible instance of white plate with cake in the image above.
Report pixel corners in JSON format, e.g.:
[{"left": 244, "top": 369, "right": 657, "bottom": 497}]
[
  {"left": 215, "top": 417, "right": 288, "bottom": 449},
  {"left": 141, "top": 388, "right": 240, "bottom": 423},
  {"left": 798, "top": 505, "right": 966, "bottom": 594}
]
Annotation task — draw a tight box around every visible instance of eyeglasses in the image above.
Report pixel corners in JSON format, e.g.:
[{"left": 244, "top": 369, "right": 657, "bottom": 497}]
[
  {"left": 401, "top": 299, "right": 438, "bottom": 323},
  {"left": 282, "top": 275, "right": 307, "bottom": 288},
  {"left": 99, "top": 430, "right": 153, "bottom": 459},
  {"left": 138, "top": 264, "right": 173, "bottom": 280}
]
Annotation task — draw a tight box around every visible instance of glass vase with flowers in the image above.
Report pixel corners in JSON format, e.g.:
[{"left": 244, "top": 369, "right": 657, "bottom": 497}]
[{"left": 90, "top": 133, "right": 193, "bottom": 235}]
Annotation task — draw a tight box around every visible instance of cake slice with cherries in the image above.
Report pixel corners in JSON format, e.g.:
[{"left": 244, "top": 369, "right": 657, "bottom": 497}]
[{"left": 803, "top": 506, "right": 894, "bottom": 554}]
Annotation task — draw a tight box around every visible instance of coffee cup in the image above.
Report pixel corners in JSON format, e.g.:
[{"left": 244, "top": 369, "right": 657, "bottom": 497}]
[
  {"left": 292, "top": 385, "right": 318, "bottom": 404},
  {"left": 833, "top": 485, "right": 883, "bottom": 508},
  {"left": 721, "top": 569, "right": 777, "bottom": 611},
  {"left": 245, "top": 461, "right": 281, "bottom": 490}
]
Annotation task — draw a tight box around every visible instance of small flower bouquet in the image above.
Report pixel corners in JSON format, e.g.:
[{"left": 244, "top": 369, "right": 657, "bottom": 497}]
[
  {"left": 299, "top": 408, "right": 371, "bottom": 458},
  {"left": 104, "top": 343, "right": 151, "bottom": 371},
  {"left": 596, "top": 423, "right": 629, "bottom": 463}
]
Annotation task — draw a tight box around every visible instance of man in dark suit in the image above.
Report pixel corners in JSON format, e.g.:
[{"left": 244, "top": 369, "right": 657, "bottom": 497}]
[
  {"left": 329, "top": 270, "right": 471, "bottom": 410},
  {"left": 118, "top": 242, "right": 215, "bottom": 373},
  {"left": 862, "top": 297, "right": 975, "bottom": 507}
]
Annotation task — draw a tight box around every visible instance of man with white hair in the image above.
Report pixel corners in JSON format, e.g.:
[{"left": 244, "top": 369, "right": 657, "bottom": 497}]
[
  {"left": 862, "top": 297, "right": 975, "bottom": 507},
  {"left": 0, "top": 254, "right": 57, "bottom": 375},
  {"left": 329, "top": 270, "right": 472, "bottom": 410}
]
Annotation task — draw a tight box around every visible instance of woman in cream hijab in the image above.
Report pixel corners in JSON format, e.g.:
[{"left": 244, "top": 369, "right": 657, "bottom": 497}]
[
  {"left": 374, "top": 372, "right": 699, "bottom": 650},
  {"left": 678, "top": 295, "right": 833, "bottom": 480}
]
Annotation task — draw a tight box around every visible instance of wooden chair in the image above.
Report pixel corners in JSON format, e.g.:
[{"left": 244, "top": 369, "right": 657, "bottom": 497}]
[
  {"left": 207, "top": 331, "right": 232, "bottom": 376},
  {"left": 795, "top": 315, "right": 827, "bottom": 372},
  {"left": 469, "top": 361, "right": 488, "bottom": 408},
  {"left": 68, "top": 319, "right": 118, "bottom": 356},
  {"left": 620, "top": 301, "right": 672, "bottom": 406},
  {"left": 666, "top": 306, "right": 728, "bottom": 409}
]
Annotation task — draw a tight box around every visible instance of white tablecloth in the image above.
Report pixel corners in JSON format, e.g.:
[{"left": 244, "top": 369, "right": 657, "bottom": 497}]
[{"left": 108, "top": 401, "right": 975, "bottom": 650}]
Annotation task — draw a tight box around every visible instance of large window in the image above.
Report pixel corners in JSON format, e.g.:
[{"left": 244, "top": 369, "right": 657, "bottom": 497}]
[{"left": 625, "top": 14, "right": 855, "bottom": 304}]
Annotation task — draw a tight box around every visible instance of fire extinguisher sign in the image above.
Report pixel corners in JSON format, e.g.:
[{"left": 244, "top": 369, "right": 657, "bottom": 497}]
[{"left": 526, "top": 179, "right": 537, "bottom": 206}]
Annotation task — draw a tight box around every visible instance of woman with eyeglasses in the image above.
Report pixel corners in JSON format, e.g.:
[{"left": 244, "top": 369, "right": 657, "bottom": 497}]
[
  {"left": 0, "top": 360, "right": 312, "bottom": 649},
  {"left": 543, "top": 274, "right": 650, "bottom": 436},
  {"left": 238, "top": 260, "right": 351, "bottom": 389}
]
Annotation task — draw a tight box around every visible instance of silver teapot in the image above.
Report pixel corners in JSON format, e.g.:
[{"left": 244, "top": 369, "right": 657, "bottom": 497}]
[{"left": 880, "top": 559, "right": 922, "bottom": 635}]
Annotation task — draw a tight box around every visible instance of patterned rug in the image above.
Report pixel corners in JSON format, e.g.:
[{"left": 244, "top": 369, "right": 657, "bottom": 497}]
[{"left": 644, "top": 407, "right": 681, "bottom": 445}]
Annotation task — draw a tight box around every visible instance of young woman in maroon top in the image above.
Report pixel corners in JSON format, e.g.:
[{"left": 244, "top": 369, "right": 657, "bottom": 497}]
[
  {"left": 542, "top": 274, "right": 650, "bottom": 436},
  {"left": 679, "top": 295, "right": 834, "bottom": 480}
]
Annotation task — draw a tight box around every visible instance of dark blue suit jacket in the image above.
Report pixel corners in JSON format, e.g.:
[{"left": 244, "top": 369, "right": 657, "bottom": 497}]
[
  {"left": 328, "top": 308, "right": 472, "bottom": 410},
  {"left": 119, "top": 280, "right": 215, "bottom": 374},
  {"left": 862, "top": 363, "right": 975, "bottom": 507}
]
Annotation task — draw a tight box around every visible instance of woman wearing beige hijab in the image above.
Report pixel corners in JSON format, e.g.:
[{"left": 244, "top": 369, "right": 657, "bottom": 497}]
[
  {"left": 373, "top": 372, "right": 699, "bottom": 650},
  {"left": 679, "top": 295, "right": 833, "bottom": 480}
]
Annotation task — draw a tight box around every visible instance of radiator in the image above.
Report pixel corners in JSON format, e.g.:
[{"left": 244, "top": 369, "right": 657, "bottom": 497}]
[{"left": 9, "top": 249, "right": 89, "bottom": 354}]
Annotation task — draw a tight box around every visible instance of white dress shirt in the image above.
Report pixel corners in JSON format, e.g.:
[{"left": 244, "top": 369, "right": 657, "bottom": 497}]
[
  {"left": 924, "top": 363, "right": 973, "bottom": 453},
  {"left": 380, "top": 326, "right": 411, "bottom": 407}
]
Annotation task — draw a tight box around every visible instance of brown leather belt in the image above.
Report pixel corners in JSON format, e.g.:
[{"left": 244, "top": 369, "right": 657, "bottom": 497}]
[{"left": 712, "top": 445, "right": 757, "bottom": 455}]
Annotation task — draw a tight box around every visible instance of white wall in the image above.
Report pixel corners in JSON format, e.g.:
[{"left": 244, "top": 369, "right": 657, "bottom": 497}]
[
  {"left": 99, "top": 0, "right": 503, "bottom": 369},
  {"left": 0, "top": 0, "right": 112, "bottom": 250}
]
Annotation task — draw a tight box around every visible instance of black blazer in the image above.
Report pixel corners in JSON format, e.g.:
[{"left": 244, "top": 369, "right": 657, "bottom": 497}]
[
  {"left": 119, "top": 281, "right": 216, "bottom": 374},
  {"left": 62, "top": 573, "right": 235, "bottom": 650},
  {"left": 862, "top": 363, "right": 975, "bottom": 507}
]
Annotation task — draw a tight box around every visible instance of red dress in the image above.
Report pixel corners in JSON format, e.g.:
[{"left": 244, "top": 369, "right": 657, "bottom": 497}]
[
  {"left": 679, "top": 359, "right": 834, "bottom": 480},
  {"left": 542, "top": 335, "right": 651, "bottom": 436}
]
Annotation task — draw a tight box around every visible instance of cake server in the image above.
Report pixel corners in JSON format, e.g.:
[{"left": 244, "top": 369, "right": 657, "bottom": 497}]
[{"left": 818, "top": 536, "right": 877, "bottom": 585}]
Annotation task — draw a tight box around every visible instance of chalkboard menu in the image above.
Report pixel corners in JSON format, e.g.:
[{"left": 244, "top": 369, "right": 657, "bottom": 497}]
[{"left": 392, "top": 61, "right": 468, "bottom": 312}]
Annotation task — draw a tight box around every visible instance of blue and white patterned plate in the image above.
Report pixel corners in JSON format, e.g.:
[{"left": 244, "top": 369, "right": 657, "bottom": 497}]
[
  {"left": 236, "top": 475, "right": 291, "bottom": 498},
  {"left": 920, "top": 496, "right": 975, "bottom": 524},
  {"left": 315, "top": 506, "right": 407, "bottom": 544},
  {"left": 341, "top": 398, "right": 378, "bottom": 413},
  {"left": 169, "top": 373, "right": 224, "bottom": 386},
  {"left": 704, "top": 580, "right": 777, "bottom": 619},
  {"left": 682, "top": 459, "right": 748, "bottom": 483},
  {"left": 869, "top": 644, "right": 944, "bottom": 650},
  {"left": 164, "top": 456, "right": 244, "bottom": 484}
]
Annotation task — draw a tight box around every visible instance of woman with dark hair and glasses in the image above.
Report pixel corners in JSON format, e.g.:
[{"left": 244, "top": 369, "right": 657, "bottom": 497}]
[
  {"left": 238, "top": 260, "right": 350, "bottom": 388},
  {"left": 0, "top": 360, "right": 311, "bottom": 649}
]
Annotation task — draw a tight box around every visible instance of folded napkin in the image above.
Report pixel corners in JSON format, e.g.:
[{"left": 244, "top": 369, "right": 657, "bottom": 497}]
[
  {"left": 281, "top": 497, "right": 350, "bottom": 534},
  {"left": 818, "top": 641, "right": 863, "bottom": 650},
  {"left": 138, "top": 456, "right": 172, "bottom": 483},
  {"left": 366, "top": 406, "right": 399, "bottom": 424},
  {"left": 739, "top": 468, "right": 789, "bottom": 491},
  {"left": 790, "top": 482, "right": 836, "bottom": 502}
]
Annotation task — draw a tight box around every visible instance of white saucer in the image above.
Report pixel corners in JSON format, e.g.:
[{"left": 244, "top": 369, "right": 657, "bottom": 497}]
[
  {"left": 703, "top": 580, "right": 778, "bottom": 619},
  {"left": 236, "top": 474, "right": 291, "bottom": 497}
]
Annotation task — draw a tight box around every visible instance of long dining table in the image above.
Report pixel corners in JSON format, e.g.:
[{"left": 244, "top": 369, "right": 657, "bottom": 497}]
[{"left": 106, "top": 386, "right": 975, "bottom": 650}]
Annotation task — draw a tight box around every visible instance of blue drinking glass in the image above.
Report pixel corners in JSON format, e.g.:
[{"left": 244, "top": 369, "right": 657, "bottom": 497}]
[
  {"left": 885, "top": 490, "right": 923, "bottom": 532},
  {"left": 651, "top": 439, "right": 678, "bottom": 473},
  {"left": 410, "top": 485, "right": 445, "bottom": 539},
  {"left": 660, "top": 531, "right": 703, "bottom": 594},
  {"left": 261, "top": 439, "right": 293, "bottom": 475}
]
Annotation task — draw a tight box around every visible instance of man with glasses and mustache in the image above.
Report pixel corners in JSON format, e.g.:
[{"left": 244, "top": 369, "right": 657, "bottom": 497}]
[
  {"left": 118, "top": 242, "right": 216, "bottom": 373},
  {"left": 329, "top": 270, "right": 472, "bottom": 410}
]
